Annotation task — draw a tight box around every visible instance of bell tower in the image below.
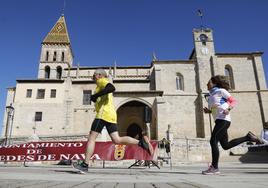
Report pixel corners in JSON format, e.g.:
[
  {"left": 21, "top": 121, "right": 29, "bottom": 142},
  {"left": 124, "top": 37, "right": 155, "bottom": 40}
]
[
  {"left": 192, "top": 28, "right": 216, "bottom": 138},
  {"left": 193, "top": 28, "right": 215, "bottom": 91},
  {"left": 38, "top": 15, "right": 73, "bottom": 79}
]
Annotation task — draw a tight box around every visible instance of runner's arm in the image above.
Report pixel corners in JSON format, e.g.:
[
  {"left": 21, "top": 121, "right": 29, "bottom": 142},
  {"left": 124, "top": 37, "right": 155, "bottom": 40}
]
[{"left": 91, "top": 83, "right": 115, "bottom": 102}]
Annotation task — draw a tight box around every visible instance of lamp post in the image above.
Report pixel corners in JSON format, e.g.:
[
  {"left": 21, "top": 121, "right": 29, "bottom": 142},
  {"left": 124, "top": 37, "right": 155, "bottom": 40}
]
[
  {"left": 4, "top": 104, "right": 14, "bottom": 146},
  {"left": 144, "top": 106, "right": 151, "bottom": 139},
  {"left": 204, "top": 94, "right": 212, "bottom": 134}
]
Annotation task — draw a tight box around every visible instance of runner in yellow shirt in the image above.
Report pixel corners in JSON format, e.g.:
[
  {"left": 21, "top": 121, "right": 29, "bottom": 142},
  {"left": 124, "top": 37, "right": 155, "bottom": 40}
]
[{"left": 73, "top": 69, "right": 153, "bottom": 173}]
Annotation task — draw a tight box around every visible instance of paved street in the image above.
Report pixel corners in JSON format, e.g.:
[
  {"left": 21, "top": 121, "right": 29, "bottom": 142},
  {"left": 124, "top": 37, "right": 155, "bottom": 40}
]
[{"left": 0, "top": 162, "right": 268, "bottom": 188}]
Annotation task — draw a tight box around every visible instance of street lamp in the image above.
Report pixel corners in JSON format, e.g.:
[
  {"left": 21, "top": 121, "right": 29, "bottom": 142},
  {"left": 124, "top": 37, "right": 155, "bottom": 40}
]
[
  {"left": 204, "top": 94, "right": 212, "bottom": 134},
  {"left": 144, "top": 106, "right": 151, "bottom": 139},
  {"left": 4, "top": 104, "right": 14, "bottom": 146}
]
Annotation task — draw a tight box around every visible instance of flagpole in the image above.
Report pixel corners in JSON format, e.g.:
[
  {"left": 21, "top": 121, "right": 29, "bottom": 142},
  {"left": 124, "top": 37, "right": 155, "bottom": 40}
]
[{"left": 62, "top": 0, "right": 66, "bottom": 15}]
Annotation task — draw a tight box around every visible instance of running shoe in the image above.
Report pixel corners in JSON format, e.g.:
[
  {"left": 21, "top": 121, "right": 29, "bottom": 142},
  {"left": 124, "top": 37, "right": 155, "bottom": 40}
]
[
  {"left": 247, "top": 131, "right": 264, "bottom": 145},
  {"left": 72, "top": 161, "right": 88, "bottom": 174},
  {"left": 138, "top": 135, "right": 154, "bottom": 156},
  {"left": 202, "top": 165, "right": 220, "bottom": 175}
]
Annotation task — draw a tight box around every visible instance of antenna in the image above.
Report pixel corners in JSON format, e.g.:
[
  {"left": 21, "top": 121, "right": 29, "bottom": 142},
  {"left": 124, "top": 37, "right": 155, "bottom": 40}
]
[
  {"left": 197, "top": 9, "right": 204, "bottom": 30},
  {"left": 62, "top": 0, "right": 66, "bottom": 15},
  {"left": 152, "top": 51, "right": 158, "bottom": 61}
]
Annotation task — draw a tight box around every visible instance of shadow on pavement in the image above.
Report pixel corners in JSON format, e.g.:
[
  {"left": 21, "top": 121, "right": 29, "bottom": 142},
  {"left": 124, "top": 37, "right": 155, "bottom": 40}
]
[
  {"left": 53, "top": 170, "right": 82, "bottom": 174},
  {"left": 149, "top": 171, "right": 201, "bottom": 175},
  {"left": 243, "top": 171, "right": 268, "bottom": 174},
  {"left": 238, "top": 145, "right": 268, "bottom": 163}
]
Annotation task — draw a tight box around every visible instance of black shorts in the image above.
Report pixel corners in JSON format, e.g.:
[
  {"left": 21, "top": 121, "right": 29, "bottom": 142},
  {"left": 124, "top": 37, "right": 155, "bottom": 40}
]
[{"left": 90, "top": 119, "right": 118, "bottom": 134}]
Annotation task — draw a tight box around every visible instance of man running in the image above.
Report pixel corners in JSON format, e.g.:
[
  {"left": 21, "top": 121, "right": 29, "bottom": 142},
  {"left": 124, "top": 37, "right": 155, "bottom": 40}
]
[{"left": 73, "top": 69, "right": 153, "bottom": 173}]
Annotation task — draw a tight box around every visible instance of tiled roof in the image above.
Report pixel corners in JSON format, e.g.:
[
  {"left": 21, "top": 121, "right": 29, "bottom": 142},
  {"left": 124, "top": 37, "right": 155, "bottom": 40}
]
[{"left": 42, "top": 15, "right": 70, "bottom": 44}]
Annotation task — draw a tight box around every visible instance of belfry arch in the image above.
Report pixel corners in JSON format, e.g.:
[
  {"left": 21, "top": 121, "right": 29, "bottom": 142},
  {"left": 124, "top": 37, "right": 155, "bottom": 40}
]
[{"left": 116, "top": 100, "right": 156, "bottom": 140}]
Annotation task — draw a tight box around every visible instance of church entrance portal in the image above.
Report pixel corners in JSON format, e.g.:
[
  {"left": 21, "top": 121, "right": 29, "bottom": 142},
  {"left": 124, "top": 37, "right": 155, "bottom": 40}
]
[{"left": 117, "top": 100, "right": 156, "bottom": 139}]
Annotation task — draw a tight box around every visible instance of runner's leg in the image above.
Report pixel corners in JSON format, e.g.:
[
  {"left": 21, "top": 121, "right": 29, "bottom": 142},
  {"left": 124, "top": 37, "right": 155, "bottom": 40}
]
[
  {"left": 210, "top": 120, "right": 229, "bottom": 169},
  {"left": 85, "top": 131, "right": 99, "bottom": 164},
  {"left": 108, "top": 124, "right": 153, "bottom": 155},
  {"left": 110, "top": 131, "right": 139, "bottom": 145}
]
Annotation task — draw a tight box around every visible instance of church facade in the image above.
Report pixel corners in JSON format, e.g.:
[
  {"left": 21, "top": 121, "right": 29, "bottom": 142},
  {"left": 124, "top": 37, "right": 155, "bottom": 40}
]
[{"left": 1, "top": 16, "right": 268, "bottom": 161}]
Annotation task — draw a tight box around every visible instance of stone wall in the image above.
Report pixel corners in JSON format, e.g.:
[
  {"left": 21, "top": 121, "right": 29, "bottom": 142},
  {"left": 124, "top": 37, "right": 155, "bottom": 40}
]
[{"left": 216, "top": 56, "right": 257, "bottom": 91}]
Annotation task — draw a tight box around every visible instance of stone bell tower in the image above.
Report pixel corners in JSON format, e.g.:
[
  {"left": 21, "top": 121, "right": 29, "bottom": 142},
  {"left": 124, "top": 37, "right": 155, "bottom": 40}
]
[
  {"left": 192, "top": 28, "right": 216, "bottom": 138},
  {"left": 193, "top": 28, "right": 215, "bottom": 91},
  {"left": 38, "top": 15, "right": 73, "bottom": 79}
]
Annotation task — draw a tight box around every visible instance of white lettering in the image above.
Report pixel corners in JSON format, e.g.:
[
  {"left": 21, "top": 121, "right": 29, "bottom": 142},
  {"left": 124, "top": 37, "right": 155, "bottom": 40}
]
[
  {"left": 37, "top": 155, "right": 47, "bottom": 161},
  {"left": 47, "top": 154, "right": 56, "bottom": 161},
  {"left": 59, "top": 154, "right": 70, "bottom": 160},
  {"left": 17, "top": 155, "right": 26, "bottom": 161},
  {"left": 70, "top": 154, "right": 85, "bottom": 160},
  {"left": 6, "top": 155, "right": 16, "bottom": 161},
  {"left": 26, "top": 149, "right": 42, "bottom": 154},
  {"left": 26, "top": 155, "right": 34, "bottom": 161},
  {"left": 73, "top": 143, "right": 83, "bottom": 147}
]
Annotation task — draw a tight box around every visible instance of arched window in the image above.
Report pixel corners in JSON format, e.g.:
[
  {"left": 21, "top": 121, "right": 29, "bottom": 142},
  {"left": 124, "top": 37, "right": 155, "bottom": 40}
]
[
  {"left": 225, "top": 65, "right": 235, "bottom": 89},
  {"left": 53, "top": 51, "right": 57, "bottom": 61},
  {"left": 45, "top": 66, "right": 50, "bottom": 79},
  {"left": 56, "top": 66, "right": 62, "bottom": 79},
  {"left": 46, "top": 51, "right": 49, "bottom": 61},
  {"left": 176, "top": 73, "right": 184, "bottom": 91},
  {"left": 61, "top": 52, "right": 64, "bottom": 62}
]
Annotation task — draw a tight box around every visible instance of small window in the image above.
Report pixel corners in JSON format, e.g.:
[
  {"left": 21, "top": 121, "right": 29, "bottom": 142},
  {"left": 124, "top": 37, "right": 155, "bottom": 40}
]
[
  {"left": 83, "top": 90, "right": 92, "bottom": 105},
  {"left": 37, "top": 89, "right": 45, "bottom": 99},
  {"left": 35, "top": 112, "right": 42, "bottom": 121},
  {"left": 176, "top": 73, "right": 184, "bottom": 90},
  {"left": 225, "top": 65, "right": 235, "bottom": 89},
  {"left": 46, "top": 51, "right": 49, "bottom": 61},
  {"left": 45, "top": 66, "right": 50, "bottom": 79},
  {"left": 26, "top": 89, "right": 32, "bottom": 98},
  {"left": 56, "top": 66, "right": 62, "bottom": 79},
  {"left": 50, "top": 89, "right": 56, "bottom": 98},
  {"left": 53, "top": 51, "right": 57, "bottom": 61},
  {"left": 61, "top": 52, "right": 64, "bottom": 62}
]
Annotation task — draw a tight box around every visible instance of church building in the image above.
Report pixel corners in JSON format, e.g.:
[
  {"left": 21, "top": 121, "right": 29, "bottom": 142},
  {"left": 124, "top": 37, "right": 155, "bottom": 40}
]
[{"left": 2, "top": 15, "right": 268, "bottom": 162}]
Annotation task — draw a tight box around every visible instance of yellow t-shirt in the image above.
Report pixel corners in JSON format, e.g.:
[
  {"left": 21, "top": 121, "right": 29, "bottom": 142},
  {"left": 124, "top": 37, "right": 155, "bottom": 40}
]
[{"left": 94, "top": 78, "right": 117, "bottom": 123}]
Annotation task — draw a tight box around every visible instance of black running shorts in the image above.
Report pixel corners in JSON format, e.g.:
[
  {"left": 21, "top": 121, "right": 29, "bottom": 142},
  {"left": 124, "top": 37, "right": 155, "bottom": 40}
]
[{"left": 90, "top": 119, "right": 118, "bottom": 134}]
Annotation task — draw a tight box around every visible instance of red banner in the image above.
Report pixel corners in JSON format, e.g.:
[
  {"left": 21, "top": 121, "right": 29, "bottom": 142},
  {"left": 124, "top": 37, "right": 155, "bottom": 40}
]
[{"left": 0, "top": 141, "right": 158, "bottom": 162}]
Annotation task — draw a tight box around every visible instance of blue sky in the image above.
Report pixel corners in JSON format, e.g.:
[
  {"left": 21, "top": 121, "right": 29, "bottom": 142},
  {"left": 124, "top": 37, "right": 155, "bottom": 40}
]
[{"left": 0, "top": 0, "right": 268, "bottom": 134}]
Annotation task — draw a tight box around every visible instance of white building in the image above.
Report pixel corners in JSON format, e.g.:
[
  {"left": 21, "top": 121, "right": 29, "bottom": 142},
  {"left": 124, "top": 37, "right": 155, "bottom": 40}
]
[{"left": 2, "top": 15, "right": 268, "bottom": 162}]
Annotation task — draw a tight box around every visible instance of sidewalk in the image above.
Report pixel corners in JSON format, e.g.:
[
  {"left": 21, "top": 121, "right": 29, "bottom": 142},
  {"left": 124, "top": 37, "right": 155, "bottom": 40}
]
[{"left": 0, "top": 162, "right": 268, "bottom": 188}]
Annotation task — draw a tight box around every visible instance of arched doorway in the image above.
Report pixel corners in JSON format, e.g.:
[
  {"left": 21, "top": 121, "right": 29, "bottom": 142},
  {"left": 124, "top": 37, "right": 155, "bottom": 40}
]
[
  {"left": 117, "top": 100, "right": 156, "bottom": 139},
  {"left": 127, "top": 123, "right": 143, "bottom": 139}
]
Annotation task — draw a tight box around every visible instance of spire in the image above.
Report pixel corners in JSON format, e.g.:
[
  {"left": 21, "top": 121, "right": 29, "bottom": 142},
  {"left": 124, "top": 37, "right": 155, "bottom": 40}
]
[
  {"left": 76, "top": 63, "right": 80, "bottom": 78},
  {"left": 152, "top": 52, "right": 158, "bottom": 61},
  {"left": 42, "top": 15, "right": 71, "bottom": 45},
  {"left": 113, "top": 60, "right": 117, "bottom": 78}
]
